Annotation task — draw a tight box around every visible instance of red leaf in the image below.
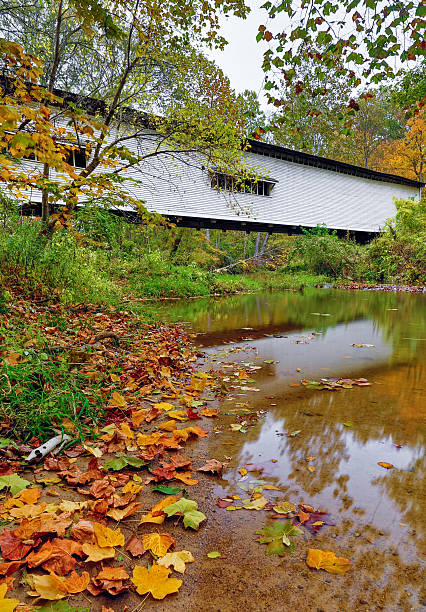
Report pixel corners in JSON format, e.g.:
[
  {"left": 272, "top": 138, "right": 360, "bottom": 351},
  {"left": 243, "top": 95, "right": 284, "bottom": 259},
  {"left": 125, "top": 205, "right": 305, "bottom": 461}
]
[
  {"left": 0, "top": 530, "right": 32, "bottom": 560},
  {"left": 187, "top": 408, "right": 201, "bottom": 420}
]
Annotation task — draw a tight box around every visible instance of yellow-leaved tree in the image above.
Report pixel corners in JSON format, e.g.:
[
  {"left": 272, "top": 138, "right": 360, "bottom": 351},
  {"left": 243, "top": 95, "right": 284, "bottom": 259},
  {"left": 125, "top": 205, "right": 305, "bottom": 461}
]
[{"left": 381, "top": 108, "right": 425, "bottom": 182}]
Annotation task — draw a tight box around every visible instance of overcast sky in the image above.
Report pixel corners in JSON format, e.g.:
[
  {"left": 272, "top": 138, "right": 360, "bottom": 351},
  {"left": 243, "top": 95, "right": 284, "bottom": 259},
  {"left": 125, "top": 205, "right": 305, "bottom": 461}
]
[{"left": 209, "top": 2, "right": 270, "bottom": 97}]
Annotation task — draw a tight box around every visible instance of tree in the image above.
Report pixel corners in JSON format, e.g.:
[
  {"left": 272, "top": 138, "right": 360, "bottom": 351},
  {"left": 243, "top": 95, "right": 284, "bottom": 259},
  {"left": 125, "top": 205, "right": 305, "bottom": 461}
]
[
  {"left": 257, "top": 1, "right": 424, "bottom": 114},
  {"left": 268, "top": 52, "right": 352, "bottom": 156},
  {"left": 381, "top": 108, "right": 425, "bottom": 182},
  {"left": 0, "top": 0, "right": 250, "bottom": 226},
  {"left": 236, "top": 90, "right": 268, "bottom": 138}
]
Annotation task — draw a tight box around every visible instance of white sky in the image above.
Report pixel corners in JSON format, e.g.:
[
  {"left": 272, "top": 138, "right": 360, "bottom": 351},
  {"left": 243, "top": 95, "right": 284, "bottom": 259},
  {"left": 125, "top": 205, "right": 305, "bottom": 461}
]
[{"left": 208, "top": 2, "right": 271, "bottom": 97}]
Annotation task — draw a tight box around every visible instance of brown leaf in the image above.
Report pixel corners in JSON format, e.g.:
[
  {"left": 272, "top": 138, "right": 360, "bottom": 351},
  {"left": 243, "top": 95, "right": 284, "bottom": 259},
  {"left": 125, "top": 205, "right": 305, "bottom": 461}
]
[
  {"left": 197, "top": 459, "right": 227, "bottom": 476},
  {"left": 70, "top": 519, "right": 95, "bottom": 543},
  {"left": 125, "top": 534, "right": 145, "bottom": 557}
]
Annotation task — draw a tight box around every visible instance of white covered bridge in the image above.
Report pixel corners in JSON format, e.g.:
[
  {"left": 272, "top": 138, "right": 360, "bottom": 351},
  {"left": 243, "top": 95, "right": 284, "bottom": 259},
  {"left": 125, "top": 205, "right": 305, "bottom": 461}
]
[
  {"left": 124, "top": 138, "right": 423, "bottom": 239},
  {"left": 17, "top": 92, "right": 423, "bottom": 240}
]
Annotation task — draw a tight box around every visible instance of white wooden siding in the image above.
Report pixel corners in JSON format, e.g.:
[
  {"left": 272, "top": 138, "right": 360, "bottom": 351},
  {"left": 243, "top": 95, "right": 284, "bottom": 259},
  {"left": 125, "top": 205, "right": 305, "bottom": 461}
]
[{"left": 12, "top": 126, "right": 421, "bottom": 233}]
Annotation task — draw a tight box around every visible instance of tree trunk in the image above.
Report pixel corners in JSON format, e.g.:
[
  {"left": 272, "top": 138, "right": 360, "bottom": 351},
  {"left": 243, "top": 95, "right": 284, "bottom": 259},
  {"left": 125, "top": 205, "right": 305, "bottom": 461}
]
[
  {"left": 259, "top": 233, "right": 269, "bottom": 258},
  {"left": 254, "top": 232, "right": 261, "bottom": 258}
]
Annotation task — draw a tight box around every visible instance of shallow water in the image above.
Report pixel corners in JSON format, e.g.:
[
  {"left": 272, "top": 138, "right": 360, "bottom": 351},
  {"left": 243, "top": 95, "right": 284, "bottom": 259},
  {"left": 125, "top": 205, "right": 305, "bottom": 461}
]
[{"left": 154, "top": 289, "right": 425, "bottom": 610}]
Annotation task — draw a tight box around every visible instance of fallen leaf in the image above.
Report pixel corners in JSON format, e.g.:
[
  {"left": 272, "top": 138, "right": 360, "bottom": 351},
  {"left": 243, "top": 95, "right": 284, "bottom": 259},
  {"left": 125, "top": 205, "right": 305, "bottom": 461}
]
[
  {"left": 306, "top": 548, "right": 351, "bottom": 574},
  {"left": 272, "top": 501, "right": 297, "bottom": 515},
  {"left": 125, "top": 534, "right": 145, "bottom": 557},
  {"left": 163, "top": 498, "right": 207, "bottom": 530},
  {"left": 0, "top": 582, "right": 19, "bottom": 611},
  {"left": 197, "top": 459, "right": 226, "bottom": 476},
  {"left": 108, "top": 391, "right": 127, "bottom": 408},
  {"left": 140, "top": 495, "right": 180, "bottom": 524},
  {"left": 206, "top": 551, "right": 221, "bottom": 559},
  {"left": 142, "top": 533, "right": 176, "bottom": 556},
  {"left": 243, "top": 495, "right": 268, "bottom": 510},
  {"left": 157, "top": 550, "right": 194, "bottom": 573},
  {"left": 82, "top": 543, "right": 115, "bottom": 562},
  {"left": 201, "top": 408, "right": 218, "bottom": 417},
  {"left": 256, "top": 521, "right": 303, "bottom": 555},
  {"left": 93, "top": 523, "right": 124, "bottom": 548},
  {"left": 238, "top": 468, "right": 248, "bottom": 477},
  {"left": 132, "top": 564, "right": 182, "bottom": 599},
  {"left": 30, "top": 573, "right": 68, "bottom": 600},
  {"left": 0, "top": 474, "right": 31, "bottom": 496},
  {"left": 151, "top": 485, "right": 182, "bottom": 495},
  {"left": 378, "top": 462, "right": 394, "bottom": 469}
]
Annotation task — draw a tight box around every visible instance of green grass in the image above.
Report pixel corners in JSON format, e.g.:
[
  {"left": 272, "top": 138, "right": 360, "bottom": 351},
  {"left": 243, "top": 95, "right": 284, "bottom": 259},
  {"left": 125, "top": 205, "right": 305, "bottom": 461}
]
[{"left": 0, "top": 352, "right": 104, "bottom": 442}]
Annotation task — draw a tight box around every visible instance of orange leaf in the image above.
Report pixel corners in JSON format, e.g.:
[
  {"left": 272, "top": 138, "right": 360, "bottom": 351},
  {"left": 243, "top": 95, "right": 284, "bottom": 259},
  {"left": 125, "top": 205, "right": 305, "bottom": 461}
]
[
  {"left": 201, "top": 408, "right": 218, "bottom": 417},
  {"left": 173, "top": 471, "right": 198, "bottom": 485},
  {"left": 125, "top": 534, "right": 145, "bottom": 557},
  {"left": 142, "top": 533, "right": 175, "bottom": 557},
  {"left": 306, "top": 549, "right": 351, "bottom": 575},
  {"left": 377, "top": 462, "right": 394, "bottom": 469},
  {"left": 131, "top": 564, "right": 182, "bottom": 599},
  {"left": 93, "top": 523, "right": 124, "bottom": 548},
  {"left": 63, "top": 570, "right": 90, "bottom": 593},
  {"left": 96, "top": 566, "right": 129, "bottom": 581}
]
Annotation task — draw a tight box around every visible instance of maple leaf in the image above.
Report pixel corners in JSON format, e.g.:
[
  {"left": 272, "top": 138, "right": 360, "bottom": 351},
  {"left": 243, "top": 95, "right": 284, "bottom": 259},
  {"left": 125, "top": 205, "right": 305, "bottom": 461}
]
[
  {"left": 93, "top": 523, "right": 124, "bottom": 548},
  {"left": 197, "top": 459, "right": 226, "bottom": 476},
  {"left": 306, "top": 548, "right": 351, "bottom": 575},
  {"left": 163, "top": 498, "right": 207, "bottom": 530},
  {"left": 0, "top": 474, "right": 31, "bottom": 496},
  {"left": 157, "top": 550, "right": 194, "bottom": 574},
  {"left": 0, "top": 582, "right": 19, "bottom": 612},
  {"left": 125, "top": 534, "right": 145, "bottom": 557},
  {"left": 256, "top": 521, "right": 303, "bottom": 554},
  {"left": 132, "top": 564, "right": 182, "bottom": 599},
  {"left": 82, "top": 542, "right": 115, "bottom": 562},
  {"left": 142, "top": 532, "right": 176, "bottom": 557}
]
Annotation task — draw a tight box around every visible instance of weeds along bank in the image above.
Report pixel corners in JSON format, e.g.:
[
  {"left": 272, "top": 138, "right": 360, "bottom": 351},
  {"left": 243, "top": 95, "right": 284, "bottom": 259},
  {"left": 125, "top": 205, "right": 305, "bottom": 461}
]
[{"left": 0, "top": 197, "right": 424, "bottom": 308}]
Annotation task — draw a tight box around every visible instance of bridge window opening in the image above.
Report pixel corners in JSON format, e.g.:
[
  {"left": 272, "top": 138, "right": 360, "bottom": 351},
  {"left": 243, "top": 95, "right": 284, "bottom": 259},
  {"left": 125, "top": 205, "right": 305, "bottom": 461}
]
[
  {"left": 63, "top": 146, "right": 87, "bottom": 168},
  {"left": 210, "top": 171, "right": 276, "bottom": 196}
]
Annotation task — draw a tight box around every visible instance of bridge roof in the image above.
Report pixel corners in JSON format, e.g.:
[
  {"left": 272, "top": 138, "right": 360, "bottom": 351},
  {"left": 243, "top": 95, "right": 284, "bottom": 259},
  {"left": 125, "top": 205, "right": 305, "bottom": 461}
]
[{"left": 247, "top": 139, "right": 424, "bottom": 189}]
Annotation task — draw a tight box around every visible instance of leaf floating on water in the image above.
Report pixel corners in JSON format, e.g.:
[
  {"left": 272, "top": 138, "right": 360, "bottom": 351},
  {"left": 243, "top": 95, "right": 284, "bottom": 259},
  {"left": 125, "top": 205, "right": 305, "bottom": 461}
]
[
  {"left": 343, "top": 422, "right": 354, "bottom": 427},
  {"left": 301, "top": 377, "right": 372, "bottom": 391},
  {"left": 306, "top": 548, "right": 351, "bottom": 574},
  {"left": 256, "top": 521, "right": 302, "bottom": 555},
  {"left": 378, "top": 462, "right": 394, "bottom": 469}
]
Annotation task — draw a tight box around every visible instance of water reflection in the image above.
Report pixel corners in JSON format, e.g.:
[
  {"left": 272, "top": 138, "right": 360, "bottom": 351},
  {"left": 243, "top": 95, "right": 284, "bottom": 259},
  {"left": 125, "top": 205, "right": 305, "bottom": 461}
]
[{"left": 159, "top": 288, "right": 425, "bottom": 600}]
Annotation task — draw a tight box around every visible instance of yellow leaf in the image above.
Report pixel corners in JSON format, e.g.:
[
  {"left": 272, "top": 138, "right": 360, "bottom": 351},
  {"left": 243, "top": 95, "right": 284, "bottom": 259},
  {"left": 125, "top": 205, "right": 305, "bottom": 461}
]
[
  {"left": 131, "top": 564, "right": 182, "bottom": 599},
  {"left": 168, "top": 410, "right": 188, "bottom": 421},
  {"left": 0, "top": 583, "right": 19, "bottom": 611},
  {"left": 158, "top": 420, "right": 177, "bottom": 431},
  {"left": 142, "top": 533, "right": 175, "bottom": 557},
  {"left": 308, "top": 466, "right": 315, "bottom": 473},
  {"left": 263, "top": 485, "right": 280, "bottom": 491},
  {"left": 30, "top": 573, "right": 68, "bottom": 600},
  {"left": 82, "top": 444, "right": 102, "bottom": 458},
  {"left": 122, "top": 481, "right": 144, "bottom": 495},
  {"left": 238, "top": 468, "right": 248, "bottom": 477},
  {"left": 306, "top": 549, "right": 351, "bottom": 575},
  {"left": 157, "top": 550, "right": 194, "bottom": 574},
  {"left": 82, "top": 542, "right": 115, "bottom": 562},
  {"left": 155, "top": 402, "right": 175, "bottom": 412},
  {"left": 109, "top": 391, "right": 127, "bottom": 408},
  {"left": 120, "top": 423, "right": 134, "bottom": 440},
  {"left": 93, "top": 523, "right": 125, "bottom": 548}
]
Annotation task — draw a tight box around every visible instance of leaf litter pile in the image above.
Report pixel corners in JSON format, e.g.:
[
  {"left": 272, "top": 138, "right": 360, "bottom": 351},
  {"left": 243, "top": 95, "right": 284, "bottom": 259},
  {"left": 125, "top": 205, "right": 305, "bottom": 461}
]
[{"left": 0, "top": 291, "right": 375, "bottom": 609}]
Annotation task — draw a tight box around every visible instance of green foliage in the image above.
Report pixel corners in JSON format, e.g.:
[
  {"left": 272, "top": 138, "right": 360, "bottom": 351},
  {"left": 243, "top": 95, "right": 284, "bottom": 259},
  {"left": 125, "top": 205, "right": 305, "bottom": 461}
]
[
  {"left": 291, "top": 232, "right": 363, "bottom": 278},
  {"left": 0, "top": 352, "right": 103, "bottom": 441},
  {"left": 0, "top": 473, "right": 31, "bottom": 495},
  {"left": 366, "top": 198, "right": 426, "bottom": 284}
]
